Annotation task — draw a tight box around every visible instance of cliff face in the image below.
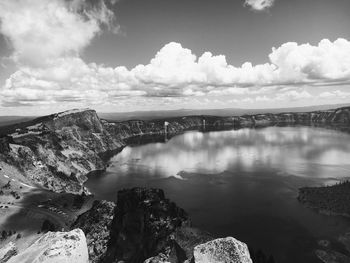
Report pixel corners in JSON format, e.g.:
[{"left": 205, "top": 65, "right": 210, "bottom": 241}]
[
  {"left": 103, "top": 188, "right": 189, "bottom": 263},
  {"left": 72, "top": 200, "right": 116, "bottom": 263},
  {"left": 0, "top": 107, "right": 350, "bottom": 193},
  {"left": 0, "top": 109, "right": 122, "bottom": 193}
]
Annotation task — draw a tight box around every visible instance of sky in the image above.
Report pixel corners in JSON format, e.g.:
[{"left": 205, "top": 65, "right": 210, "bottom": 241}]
[{"left": 0, "top": 0, "right": 350, "bottom": 115}]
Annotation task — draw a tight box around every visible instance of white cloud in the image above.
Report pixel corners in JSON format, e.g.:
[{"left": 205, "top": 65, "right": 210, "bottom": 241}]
[
  {"left": 319, "top": 90, "right": 350, "bottom": 99},
  {"left": 269, "top": 39, "right": 350, "bottom": 81},
  {"left": 1, "top": 0, "right": 350, "bottom": 115},
  {"left": 244, "top": 0, "right": 275, "bottom": 12},
  {"left": 275, "top": 90, "right": 312, "bottom": 101},
  {"left": 0, "top": 0, "right": 116, "bottom": 67}
]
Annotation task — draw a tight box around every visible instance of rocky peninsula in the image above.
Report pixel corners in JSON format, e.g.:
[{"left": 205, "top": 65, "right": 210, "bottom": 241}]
[{"left": 298, "top": 181, "right": 350, "bottom": 217}]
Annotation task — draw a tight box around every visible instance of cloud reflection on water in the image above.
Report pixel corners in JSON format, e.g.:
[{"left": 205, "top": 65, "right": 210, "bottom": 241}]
[{"left": 109, "top": 127, "right": 350, "bottom": 180}]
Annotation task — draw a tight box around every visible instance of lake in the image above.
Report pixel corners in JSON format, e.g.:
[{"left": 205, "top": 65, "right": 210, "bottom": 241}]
[{"left": 86, "top": 126, "right": 350, "bottom": 263}]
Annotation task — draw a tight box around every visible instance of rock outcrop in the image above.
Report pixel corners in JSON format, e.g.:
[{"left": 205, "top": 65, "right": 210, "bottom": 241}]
[
  {"left": 72, "top": 200, "right": 116, "bottom": 263},
  {"left": 1, "top": 107, "right": 350, "bottom": 193},
  {"left": 193, "top": 237, "right": 252, "bottom": 263},
  {"left": 0, "top": 242, "right": 17, "bottom": 263},
  {"left": 103, "top": 188, "right": 189, "bottom": 263},
  {"left": 144, "top": 226, "right": 214, "bottom": 263},
  {"left": 7, "top": 229, "right": 88, "bottom": 263},
  {"left": 70, "top": 188, "right": 254, "bottom": 263}
]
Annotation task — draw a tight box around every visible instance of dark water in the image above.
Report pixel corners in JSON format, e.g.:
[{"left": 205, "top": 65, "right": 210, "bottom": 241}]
[{"left": 86, "top": 126, "right": 350, "bottom": 263}]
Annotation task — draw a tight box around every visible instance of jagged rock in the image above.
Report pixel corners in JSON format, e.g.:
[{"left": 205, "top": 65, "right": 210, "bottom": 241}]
[
  {"left": 143, "top": 239, "right": 188, "bottom": 263},
  {"left": 72, "top": 200, "right": 116, "bottom": 263},
  {"left": 144, "top": 253, "right": 171, "bottom": 263},
  {"left": 7, "top": 229, "right": 88, "bottom": 263},
  {"left": 173, "top": 227, "right": 214, "bottom": 260},
  {"left": 0, "top": 242, "right": 17, "bottom": 263},
  {"left": 193, "top": 237, "right": 253, "bottom": 263},
  {"left": 103, "top": 188, "right": 189, "bottom": 263},
  {"left": 145, "top": 227, "right": 214, "bottom": 263}
]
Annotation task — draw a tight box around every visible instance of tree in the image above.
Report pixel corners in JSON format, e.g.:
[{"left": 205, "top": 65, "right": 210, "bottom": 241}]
[
  {"left": 41, "top": 219, "right": 56, "bottom": 232},
  {"left": 2, "top": 230, "right": 7, "bottom": 239}
]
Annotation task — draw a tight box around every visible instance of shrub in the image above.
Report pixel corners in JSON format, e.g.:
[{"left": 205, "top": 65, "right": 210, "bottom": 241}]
[{"left": 41, "top": 219, "right": 56, "bottom": 232}]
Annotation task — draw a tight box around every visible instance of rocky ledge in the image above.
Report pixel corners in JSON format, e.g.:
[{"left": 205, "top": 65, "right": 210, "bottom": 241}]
[
  {"left": 72, "top": 200, "right": 116, "bottom": 263},
  {"left": 4, "top": 229, "right": 89, "bottom": 263}
]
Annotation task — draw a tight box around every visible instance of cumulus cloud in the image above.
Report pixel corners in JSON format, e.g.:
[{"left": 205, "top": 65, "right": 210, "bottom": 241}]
[
  {"left": 2, "top": 38, "right": 350, "bottom": 108},
  {"left": 319, "top": 90, "right": 350, "bottom": 99},
  {"left": 0, "top": 0, "right": 350, "bottom": 112},
  {"left": 244, "top": 0, "right": 276, "bottom": 12},
  {"left": 0, "top": 0, "right": 117, "bottom": 66},
  {"left": 269, "top": 39, "right": 350, "bottom": 81}
]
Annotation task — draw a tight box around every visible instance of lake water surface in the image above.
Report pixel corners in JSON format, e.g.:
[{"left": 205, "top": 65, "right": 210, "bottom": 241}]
[{"left": 86, "top": 126, "right": 350, "bottom": 263}]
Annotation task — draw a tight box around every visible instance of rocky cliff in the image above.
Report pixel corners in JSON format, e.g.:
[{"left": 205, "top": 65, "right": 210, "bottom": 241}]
[
  {"left": 6, "top": 229, "right": 88, "bottom": 263},
  {"left": 102, "top": 188, "right": 190, "bottom": 263},
  {"left": 0, "top": 107, "right": 350, "bottom": 193},
  {"left": 71, "top": 187, "right": 253, "bottom": 263},
  {"left": 72, "top": 200, "right": 116, "bottom": 263}
]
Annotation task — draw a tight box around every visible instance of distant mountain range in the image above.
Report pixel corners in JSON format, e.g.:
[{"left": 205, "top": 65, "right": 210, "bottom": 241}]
[
  {"left": 0, "top": 116, "right": 36, "bottom": 127},
  {"left": 1, "top": 103, "right": 350, "bottom": 126},
  {"left": 98, "top": 103, "right": 350, "bottom": 122}
]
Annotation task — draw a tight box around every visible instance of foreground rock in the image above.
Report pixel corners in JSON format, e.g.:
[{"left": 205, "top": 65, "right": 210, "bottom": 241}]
[
  {"left": 145, "top": 227, "right": 214, "bottom": 263},
  {"left": 103, "top": 188, "right": 190, "bottom": 263},
  {"left": 7, "top": 229, "right": 88, "bottom": 263},
  {"left": 72, "top": 200, "right": 116, "bottom": 263},
  {"left": 0, "top": 242, "right": 17, "bottom": 262},
  {"left": 65, "top": 187, "right": 255, "bottom": 263},
  {"left": 194, "top": 237, "right": 252, "bottom": 263}
]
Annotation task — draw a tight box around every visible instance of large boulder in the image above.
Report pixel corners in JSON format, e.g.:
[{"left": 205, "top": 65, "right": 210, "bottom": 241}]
[
  {"left": 8, "top": 229, "right": 88, "bottom": 263},
  {"left": 193, "top": 237, "right": 252, "bottom": 263}
]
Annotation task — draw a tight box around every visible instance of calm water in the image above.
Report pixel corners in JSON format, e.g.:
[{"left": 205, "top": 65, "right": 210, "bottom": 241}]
[{"left": 86, "top": 126, "right": 350, "bottom": 263}]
